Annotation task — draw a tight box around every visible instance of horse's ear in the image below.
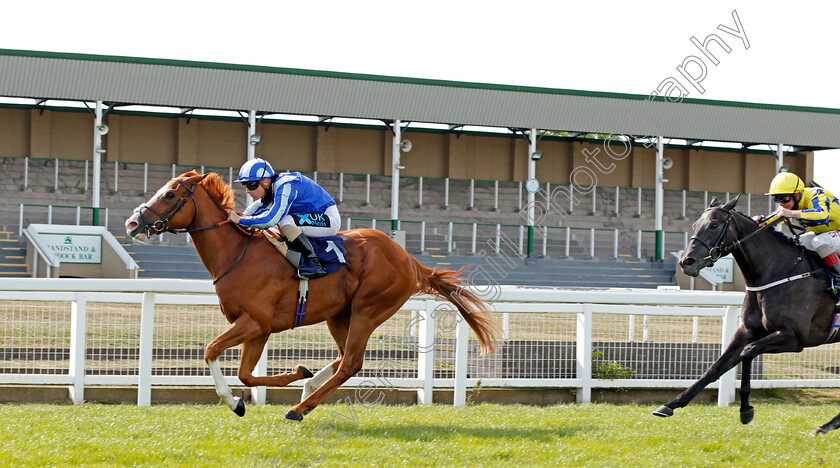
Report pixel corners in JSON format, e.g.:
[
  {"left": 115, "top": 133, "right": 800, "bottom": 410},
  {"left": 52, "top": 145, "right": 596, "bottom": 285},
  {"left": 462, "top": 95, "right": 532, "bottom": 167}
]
[
  {"left": 185, "top": 172, "right": 212, "bottom": 185},
  {"left": 709, "top": 196, "right": 720, "bottom": 207},
  {"left": 722, "top": 193, "right": 741, "bottom": 211}
]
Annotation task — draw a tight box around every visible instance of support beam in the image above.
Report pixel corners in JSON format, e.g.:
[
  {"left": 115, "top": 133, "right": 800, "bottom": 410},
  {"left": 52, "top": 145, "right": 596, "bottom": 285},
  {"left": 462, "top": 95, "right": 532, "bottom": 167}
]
[
  {"left": 247, "top": 110, "right": 257, "bottom": 162},
  {"left": 391, "top": 119, "right": 402, "bottom": 233},
  {"left": 92, "top": 101, "right": 104, "bottom": 225},
  {"left": 526, "top": 129, "right": 537, "bottom": 257},
  {"left": 654, "top": 136, "right": 665, "bottom": 260},
  {"left": 776, "top": 143, "right": 784, "bottom": 173}
]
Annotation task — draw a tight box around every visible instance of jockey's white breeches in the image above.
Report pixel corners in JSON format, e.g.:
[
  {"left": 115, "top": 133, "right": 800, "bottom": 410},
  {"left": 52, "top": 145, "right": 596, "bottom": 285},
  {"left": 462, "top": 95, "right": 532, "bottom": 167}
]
[
  {"left": 799, "top": 230, "right": 840, "bottom": 258},
  {"left": 278, "top": 205, "right": 341, "bottom": 237}
]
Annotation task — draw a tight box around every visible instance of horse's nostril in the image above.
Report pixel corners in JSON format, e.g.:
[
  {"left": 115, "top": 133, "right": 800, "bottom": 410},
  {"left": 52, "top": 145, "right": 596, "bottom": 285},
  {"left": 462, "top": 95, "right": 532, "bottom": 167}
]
[{"left": 682, "top": 258, "right": 695, "bottom": 266}]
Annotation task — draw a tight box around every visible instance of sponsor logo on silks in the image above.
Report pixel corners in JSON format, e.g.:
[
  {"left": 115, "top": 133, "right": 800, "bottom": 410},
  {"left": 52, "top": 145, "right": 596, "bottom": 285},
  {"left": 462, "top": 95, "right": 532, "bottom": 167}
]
[{"left": 294, "top": 212, "right": 329, "bottom": 227}]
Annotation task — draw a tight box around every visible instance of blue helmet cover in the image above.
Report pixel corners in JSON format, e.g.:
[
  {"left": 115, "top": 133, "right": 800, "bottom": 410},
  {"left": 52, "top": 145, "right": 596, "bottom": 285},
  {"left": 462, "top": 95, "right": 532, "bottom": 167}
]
[{"left": 234, "top": 158, "right": 275, "bottom": 183}]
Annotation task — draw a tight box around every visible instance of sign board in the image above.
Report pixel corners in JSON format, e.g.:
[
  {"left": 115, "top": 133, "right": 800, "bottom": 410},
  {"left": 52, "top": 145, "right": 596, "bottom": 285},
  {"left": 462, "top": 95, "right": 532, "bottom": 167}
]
[
  {"left": 40, "top": 233, "right": 102, "bottom": 264},
  {"left": 704, "top": 254, "right": 735, "bottom": 284}
]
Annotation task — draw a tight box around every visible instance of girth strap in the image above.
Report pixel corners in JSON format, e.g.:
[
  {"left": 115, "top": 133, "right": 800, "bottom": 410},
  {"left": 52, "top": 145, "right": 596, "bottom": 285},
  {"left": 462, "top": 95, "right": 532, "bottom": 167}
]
[
  {"left": 825, "top": 312, "right": 840, "bottom": 344},
  {"left": 293, "top": 279, "right": 309, "bottom": 328},
  {"left": 744, "top": 270, "right": 819, "bottom": 292}
]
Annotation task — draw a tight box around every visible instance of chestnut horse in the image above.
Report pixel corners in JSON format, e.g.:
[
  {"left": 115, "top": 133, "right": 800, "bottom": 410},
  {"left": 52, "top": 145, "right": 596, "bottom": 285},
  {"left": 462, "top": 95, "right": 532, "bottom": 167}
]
[{"left": 125, "top": 171, "right": 501, "bottom": 421}]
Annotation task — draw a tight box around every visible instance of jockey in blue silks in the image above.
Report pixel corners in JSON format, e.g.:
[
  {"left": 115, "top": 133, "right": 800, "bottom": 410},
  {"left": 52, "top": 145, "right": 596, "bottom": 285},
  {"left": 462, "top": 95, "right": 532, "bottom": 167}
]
[{"left": 227, "top": 158, "right": 340, "bottom": 279}]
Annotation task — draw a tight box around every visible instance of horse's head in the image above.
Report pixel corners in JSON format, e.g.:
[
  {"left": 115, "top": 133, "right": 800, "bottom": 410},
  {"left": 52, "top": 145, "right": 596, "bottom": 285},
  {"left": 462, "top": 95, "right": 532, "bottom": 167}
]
[
  {"left": 125, "top": 171, "right": 209, "bottom": 242},
  {"left": 679, "top": 195, "right": 742, "bottom": 276}
]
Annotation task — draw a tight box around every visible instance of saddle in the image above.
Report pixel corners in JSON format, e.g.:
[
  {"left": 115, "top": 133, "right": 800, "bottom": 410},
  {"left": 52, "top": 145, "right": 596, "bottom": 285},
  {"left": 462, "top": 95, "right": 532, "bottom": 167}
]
[{"left": 262, "top": 226, "right": 348, "bottom": 277}]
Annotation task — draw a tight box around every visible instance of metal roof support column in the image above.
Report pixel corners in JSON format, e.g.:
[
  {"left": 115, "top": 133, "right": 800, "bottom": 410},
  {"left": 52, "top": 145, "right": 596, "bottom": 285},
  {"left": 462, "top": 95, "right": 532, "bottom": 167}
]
[
  {"left": 655, "top": 136, "right": 665, "bottom": 260},
  {"left": 527, "top": 129, "right": 537, "bottom": 258},
  {"left": 92, "top": 101, "right": 103, "bottom": 225},
  {"left": 391, "top": 119, "right": 402, "bottom": 233},
  {"left": 247, "top": 110, "right": 256, "bottom": 162},
  {"left": 242, "top": 110, "right": 257, "bottom": 208},
  {"left": 776, "top": 143, "right": 784, "bottom": 173}
]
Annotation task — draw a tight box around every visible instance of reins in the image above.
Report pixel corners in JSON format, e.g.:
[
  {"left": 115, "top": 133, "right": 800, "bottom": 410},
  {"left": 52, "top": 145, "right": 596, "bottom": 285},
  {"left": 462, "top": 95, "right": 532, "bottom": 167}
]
[
  {"left": 137, "top": 176, "right": 255, "bottom": 285},
  {"left": 692, "top": 207, "right": 772, "bottom": 264},
  {"left": 697, "top": 206, "right": 824, "bottom": 292}
]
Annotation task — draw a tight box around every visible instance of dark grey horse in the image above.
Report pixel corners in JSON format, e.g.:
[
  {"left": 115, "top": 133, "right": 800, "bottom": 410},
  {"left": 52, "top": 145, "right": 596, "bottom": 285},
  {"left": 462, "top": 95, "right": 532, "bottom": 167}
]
[{"left": 652, "top": 195, "right": 840, "bottom": 434}]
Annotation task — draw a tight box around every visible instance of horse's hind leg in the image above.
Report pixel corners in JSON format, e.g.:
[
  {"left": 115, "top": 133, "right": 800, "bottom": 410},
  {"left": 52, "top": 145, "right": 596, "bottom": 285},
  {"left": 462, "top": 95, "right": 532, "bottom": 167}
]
[
  {"left": 739, "top": 358, "right": 755, "bottom": 424},
  {"left": 300, "top": 311, "right": 350, "bottom": 402},
  {"left": 653, "top": 328, "right": 752, "bottom": 417},
  {"left": 236, "top": 335, "right": 314, "bottom": 388}
]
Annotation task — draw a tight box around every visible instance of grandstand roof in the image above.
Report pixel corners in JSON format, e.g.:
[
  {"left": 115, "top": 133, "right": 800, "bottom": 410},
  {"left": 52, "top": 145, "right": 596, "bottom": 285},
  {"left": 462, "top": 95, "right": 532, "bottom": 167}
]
[{"left": 1, "top": 48, "right": 838, "bottom": 150}]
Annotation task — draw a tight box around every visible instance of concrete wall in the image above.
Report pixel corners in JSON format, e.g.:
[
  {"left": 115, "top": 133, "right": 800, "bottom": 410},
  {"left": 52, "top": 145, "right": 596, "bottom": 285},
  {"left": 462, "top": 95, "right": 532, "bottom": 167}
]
[{"left": 0, "top": 105, "right": 813, "bottom": 193}]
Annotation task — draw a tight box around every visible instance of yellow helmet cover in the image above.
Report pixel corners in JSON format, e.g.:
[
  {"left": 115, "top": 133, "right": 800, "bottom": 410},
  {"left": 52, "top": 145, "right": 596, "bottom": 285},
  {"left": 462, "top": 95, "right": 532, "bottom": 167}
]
[{"left": 766, "top": 172, "right": 804, "bottom": 195}]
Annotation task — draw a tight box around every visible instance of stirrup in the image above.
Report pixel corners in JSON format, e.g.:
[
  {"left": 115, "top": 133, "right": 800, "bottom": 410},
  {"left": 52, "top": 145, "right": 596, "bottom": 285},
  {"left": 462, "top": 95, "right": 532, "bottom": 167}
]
[{"left": 295, "top": 256, "right": 327, "bottom": 280}]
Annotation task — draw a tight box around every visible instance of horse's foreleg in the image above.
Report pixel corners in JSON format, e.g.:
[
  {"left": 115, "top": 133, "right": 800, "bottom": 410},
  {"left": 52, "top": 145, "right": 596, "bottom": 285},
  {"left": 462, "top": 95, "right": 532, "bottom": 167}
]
[
  {"left": 653, "top": 328, "right": 752, "bottom": 417},
  {"left": 207, "top": 359, "right": 245, "bottom": 416},
  {"left": 813, "top": 413, "right": 840, "bottom": 435},
  {"left": 740, "top": 329, "right": 803, "bottom": 359},
  {"left": 204, "top": 314, "right": 263, "bottom": 417},
  {"left": 739, "top": 358, "right": 754, "bottom": 424}
]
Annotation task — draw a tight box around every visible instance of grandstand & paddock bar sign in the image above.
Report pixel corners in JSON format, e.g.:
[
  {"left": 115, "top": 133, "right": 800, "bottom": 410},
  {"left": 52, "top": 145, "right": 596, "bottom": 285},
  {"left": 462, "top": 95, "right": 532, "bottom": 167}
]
[{"left": 40, "top": 233, "right": 102, "bottom": 264}]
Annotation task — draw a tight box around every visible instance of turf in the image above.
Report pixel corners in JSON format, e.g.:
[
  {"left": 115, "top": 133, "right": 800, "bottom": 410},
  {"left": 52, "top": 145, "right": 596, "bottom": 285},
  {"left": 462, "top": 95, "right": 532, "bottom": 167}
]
[{"left": 2, "top": 401, "right": 840, "bottom": 467}]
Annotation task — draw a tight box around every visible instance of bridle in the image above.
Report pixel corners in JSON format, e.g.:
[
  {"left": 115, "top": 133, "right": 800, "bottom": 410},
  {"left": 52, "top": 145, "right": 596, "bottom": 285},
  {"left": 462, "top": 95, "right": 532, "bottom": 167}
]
[
  {"left": 689, "top": 207, "right": 771, "bottom": 265},
  {"left": 134, "top": 179, "right": 200, "bottom": 236},
  {"left": 134, "top": 176, "right": 253, "bottom": 285},
  {"left": 134, "top": 178, "right": 231, "bottom": 236}
]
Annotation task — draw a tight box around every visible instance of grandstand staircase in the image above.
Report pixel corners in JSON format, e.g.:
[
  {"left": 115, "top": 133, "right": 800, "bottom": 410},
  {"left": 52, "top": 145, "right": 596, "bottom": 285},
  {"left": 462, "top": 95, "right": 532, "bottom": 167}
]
[{"left": 0, "top": 232, "right": 28, "bottom": 277}]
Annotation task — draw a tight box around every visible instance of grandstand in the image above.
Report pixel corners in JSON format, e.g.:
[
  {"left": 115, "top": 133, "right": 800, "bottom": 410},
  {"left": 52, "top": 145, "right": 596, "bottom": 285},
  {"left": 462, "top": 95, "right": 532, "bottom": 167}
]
[
  {"left": 2, "top": 49, "right": 839, "bottom": 290},
  {"left": 0, "top": 155, "right": 782, "bottom": 288}
]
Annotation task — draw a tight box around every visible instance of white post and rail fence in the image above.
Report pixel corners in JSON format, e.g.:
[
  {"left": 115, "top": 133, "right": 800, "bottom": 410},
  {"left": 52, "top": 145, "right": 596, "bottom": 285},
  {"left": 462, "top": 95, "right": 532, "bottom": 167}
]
[{"left": 2, "top": 279, "right": 838, "bottom": 409}]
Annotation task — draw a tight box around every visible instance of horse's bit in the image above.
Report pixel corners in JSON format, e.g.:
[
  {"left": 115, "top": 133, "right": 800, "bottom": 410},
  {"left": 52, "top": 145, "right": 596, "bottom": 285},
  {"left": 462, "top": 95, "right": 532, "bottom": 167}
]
[
  {"left": 134, "top": 177, "right": 252, "bottom": 284},
  {"left": 134, "top": 179, "right": 199, "bottom": 236}
]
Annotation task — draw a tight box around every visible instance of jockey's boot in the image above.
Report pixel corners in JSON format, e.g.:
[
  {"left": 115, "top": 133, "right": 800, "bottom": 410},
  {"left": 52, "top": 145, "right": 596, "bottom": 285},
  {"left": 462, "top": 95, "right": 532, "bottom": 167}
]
[{"left": 290, "top": 233, "right": 327, "bottom": 279}]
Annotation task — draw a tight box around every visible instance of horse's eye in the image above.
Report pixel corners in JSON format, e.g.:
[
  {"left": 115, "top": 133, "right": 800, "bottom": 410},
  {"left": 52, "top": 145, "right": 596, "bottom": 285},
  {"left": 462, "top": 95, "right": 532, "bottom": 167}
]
[
  {"left": 710, "top": 223, "right": 719, "bottom": 229},
  {"left": 165, "top": 192, "right": 175, "bottom": 200}
]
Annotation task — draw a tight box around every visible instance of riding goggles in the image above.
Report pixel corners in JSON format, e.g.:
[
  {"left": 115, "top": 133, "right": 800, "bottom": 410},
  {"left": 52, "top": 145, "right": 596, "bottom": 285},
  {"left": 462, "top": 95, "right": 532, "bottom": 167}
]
[
  {"left": 243, "top": 180, "right": 261, "bottom": 190},
  {"left": 773, "top": 194, "right": 793, "bottom": 204}
]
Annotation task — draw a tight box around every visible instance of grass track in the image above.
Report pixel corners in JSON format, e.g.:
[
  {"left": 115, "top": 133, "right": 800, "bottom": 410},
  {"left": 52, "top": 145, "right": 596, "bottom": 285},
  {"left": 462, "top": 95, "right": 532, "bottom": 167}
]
[{"left": 3, "top": 402, "right": 840, "bottom": 467}]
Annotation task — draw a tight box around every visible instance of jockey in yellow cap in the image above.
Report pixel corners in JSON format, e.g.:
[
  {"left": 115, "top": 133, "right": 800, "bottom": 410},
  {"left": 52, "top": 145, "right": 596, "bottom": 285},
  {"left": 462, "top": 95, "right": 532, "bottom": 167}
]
[{"left": 760, "top": 172, "right": 840, "bottom": 289}]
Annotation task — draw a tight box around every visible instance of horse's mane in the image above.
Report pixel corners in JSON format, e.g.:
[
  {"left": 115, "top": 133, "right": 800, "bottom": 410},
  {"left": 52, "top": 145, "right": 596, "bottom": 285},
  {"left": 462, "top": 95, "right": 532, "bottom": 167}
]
[
  {"left": 181, "top": 170, "right": 236, "bottom": 211},
  {"left": 728, "top": 207, "right": 803, "bottom": 249}
]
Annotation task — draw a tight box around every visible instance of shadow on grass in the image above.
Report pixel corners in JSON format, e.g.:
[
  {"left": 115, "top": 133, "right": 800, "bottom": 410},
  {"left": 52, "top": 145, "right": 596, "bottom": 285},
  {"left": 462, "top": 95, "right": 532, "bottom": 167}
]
[{"left": 336, "top": 423, "right": 588, "bottom": 442}]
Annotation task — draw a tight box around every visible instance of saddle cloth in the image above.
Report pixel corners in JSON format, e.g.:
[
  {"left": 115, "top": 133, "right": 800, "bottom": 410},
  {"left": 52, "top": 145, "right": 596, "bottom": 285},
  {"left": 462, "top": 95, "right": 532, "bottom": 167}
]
[
  {"left": 262, "top": 227, "right": 347, "bottom": 276},
  {"left": 298, "top": 236, "right": 347, "bottom": 275}
]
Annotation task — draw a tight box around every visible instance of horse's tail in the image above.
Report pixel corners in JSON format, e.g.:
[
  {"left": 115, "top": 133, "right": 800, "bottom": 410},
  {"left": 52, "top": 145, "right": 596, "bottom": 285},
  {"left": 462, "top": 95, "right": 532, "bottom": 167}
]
[{"left": 409, "top": 256, "right": 502, "bottom": 355}]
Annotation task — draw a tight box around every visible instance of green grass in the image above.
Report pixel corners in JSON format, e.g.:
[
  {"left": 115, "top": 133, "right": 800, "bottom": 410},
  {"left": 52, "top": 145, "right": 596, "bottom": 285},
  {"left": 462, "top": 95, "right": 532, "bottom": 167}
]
[{"left": 3, "top": 402, "right": 840, "bottom": 467}]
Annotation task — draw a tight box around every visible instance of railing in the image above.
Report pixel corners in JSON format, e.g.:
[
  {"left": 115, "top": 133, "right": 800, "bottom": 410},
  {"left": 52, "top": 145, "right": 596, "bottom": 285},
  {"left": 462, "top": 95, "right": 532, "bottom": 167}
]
[
  {"left": 18, "top": 204, "right": 106, "bottom": 235},
  {"left": 3, "top": 279, "right": 840, "bottom": 409},
  {"left": 14, "top": 157, "right": 775, "bottom": 216},
  {"left": 344, "top": 217, "right": 688, "bottom": 261}
]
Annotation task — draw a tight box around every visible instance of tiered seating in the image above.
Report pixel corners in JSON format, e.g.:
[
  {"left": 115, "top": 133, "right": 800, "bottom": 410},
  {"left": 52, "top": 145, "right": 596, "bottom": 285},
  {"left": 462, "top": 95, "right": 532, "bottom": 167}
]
[{"left": 0, "top": 155, "right": 764, "bottom": 286}]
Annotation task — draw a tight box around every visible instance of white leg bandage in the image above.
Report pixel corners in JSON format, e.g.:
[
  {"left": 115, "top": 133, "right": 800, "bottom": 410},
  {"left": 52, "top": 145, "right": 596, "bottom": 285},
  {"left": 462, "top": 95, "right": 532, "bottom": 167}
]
[
  {"left": 208, "top": 359, "right": 239, "bottom": 410},
  {"left": 301, "top": 364, "right": 335, "bottom": 402}
]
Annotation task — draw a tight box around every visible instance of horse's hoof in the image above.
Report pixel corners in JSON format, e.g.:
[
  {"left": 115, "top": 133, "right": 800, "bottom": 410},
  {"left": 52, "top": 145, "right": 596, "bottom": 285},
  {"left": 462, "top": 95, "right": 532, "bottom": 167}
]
[
  {"left": 285, "top": 410, "right": 303, "bottom": 422},
  {"left": 739, "top": 407, "right": 754, "bottom": 425},
  {"left": 233, "top": 398, "right": 246, "bottom": 417},
  {"left": 652, "top": 405, "right": 674, "bottom": 417},
  {"left": 298, "top": 365, "right": 314, "bottom": 379}
]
